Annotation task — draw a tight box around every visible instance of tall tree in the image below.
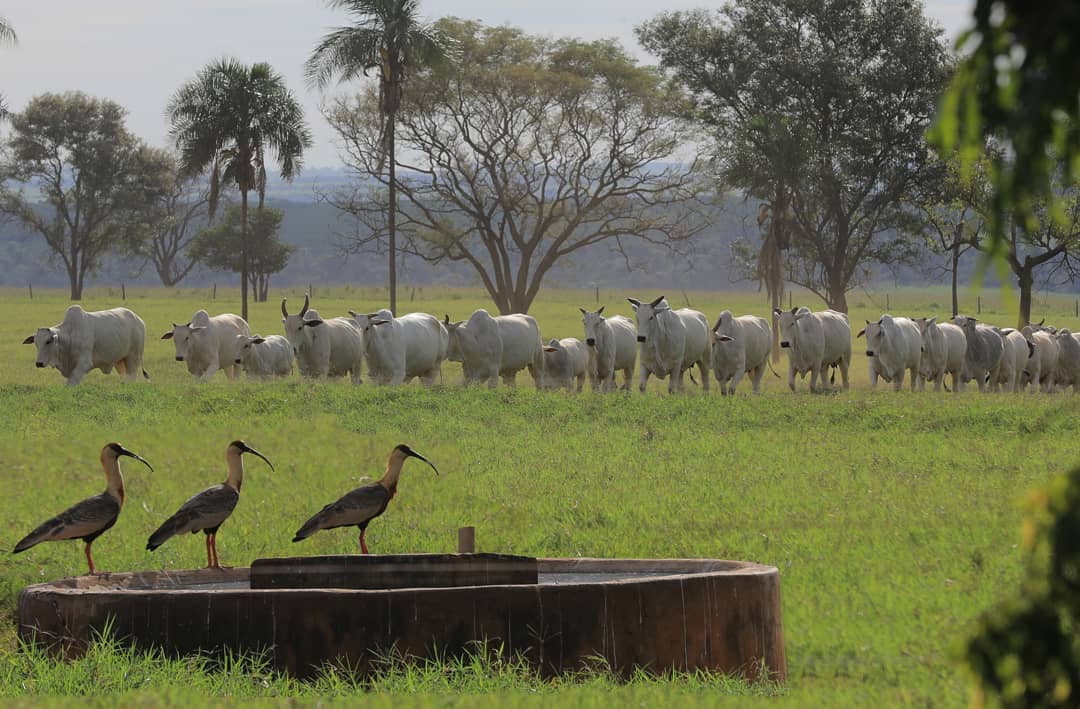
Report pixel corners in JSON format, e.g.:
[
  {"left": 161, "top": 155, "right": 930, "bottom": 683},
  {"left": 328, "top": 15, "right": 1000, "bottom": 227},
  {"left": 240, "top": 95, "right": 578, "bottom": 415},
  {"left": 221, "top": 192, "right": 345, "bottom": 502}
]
[
  {"left": 305, "top": 0, "right": 457, "bottom": 316},
  {"left": 0, "top": 93, "right": 171, "bottom": 299},
  {"left": 167, "top": 59, "right": 310, "bottom": 321},
  {"left": 638, "top": 0, "right": 950, "bottom": 312},
  {"left": 137, "top": 165, "right": 210, "bottom": 287},
  {"left": 325, "top": 20, "right": 708, "bottom": 314},
  {"left": 190, "top": 205, "right": 293, "bottom": 302},
  {"left": 0, "top": 16, "right": 16, "bottom": 118}
]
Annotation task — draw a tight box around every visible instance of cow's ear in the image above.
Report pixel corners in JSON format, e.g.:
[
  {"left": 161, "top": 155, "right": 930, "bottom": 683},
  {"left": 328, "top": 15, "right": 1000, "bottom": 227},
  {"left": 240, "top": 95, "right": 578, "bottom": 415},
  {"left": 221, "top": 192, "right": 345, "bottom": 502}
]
[
  {"left": 544, "top": 346, "right": 559, "bottom": 352},
  {"left": 22, "top": 335, "right": 34, "bottom": 345},
  {"left": 717, "top": 335, "right": 733, "bottom": 342},
  {"left": 304, "top": 319, "right": 325, "bottom": 327},
  {"left": 252, "top": 337, "right": 266, "bottom": 345},
  {"left": 627, "top": 298, "right": 641, "bottom": 309},
  {"left": 772, "top": 308, "right": 782, "bottom": 317},
  {"left": 372, "top": 319, "right": 389, "bottom": 326},
  {"left": 856, "top": 329, "right": 865, "bottom": 338},
  {"left": 597, "top": 306, "right": 604, "bottom": 315},
  {"left": 161, "top": 331, "right": 174, "bottom": 340}
]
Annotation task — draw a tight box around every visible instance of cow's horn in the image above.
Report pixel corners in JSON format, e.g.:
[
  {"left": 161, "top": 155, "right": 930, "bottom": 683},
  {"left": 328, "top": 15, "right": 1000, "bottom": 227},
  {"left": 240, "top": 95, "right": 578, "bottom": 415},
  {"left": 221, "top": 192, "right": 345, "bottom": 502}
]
[
  {"left": 649, "top": 295, "right": 665, "bottom": 308},
  {"left": 281, "top": 299, "right": 289, "bottom": 318},
  {"left": 299, "top": 293, "right": 310, "bottom": 317}
]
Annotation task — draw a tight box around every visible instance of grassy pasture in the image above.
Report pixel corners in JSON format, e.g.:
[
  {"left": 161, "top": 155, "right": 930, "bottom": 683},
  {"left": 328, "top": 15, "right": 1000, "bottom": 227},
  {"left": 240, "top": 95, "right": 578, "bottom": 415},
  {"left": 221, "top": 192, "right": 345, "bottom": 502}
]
[{"left": 0, "top": 286, "right": 1078, "bottom": 705}]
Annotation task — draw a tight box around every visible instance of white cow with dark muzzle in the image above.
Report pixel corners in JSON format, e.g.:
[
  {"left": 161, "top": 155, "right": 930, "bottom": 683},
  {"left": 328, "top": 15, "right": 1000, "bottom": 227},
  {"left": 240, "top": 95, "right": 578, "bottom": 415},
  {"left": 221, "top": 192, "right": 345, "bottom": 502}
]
[
  {"left": 579, "top": 307, "right": 636, "bottom": 392},
  {"left": 234, "top": 334, "right": 294, "bottom": 379},
  {"left": 709, "top": 310, "right": 771, "bottom": 395},
  {"left": 628, "top": 295, "right": 710, "bottom": 394},
  {"left": 774, "top": 306, "right": 851, "bottom": 393},
  {"left": 162, "top": 310, "right": 249, "bottom": 380},
  {"left": 856, "top": 314, "right": 921, "bottom": 391},
  {"left": 349, "top": 310, "right": 448, "bottom": 385},
  {"left": 281, "top": 294, "right": 364, "bottom": 383},
  {"left": 24, "top": 305, "right": 148, "bottom": 385}
]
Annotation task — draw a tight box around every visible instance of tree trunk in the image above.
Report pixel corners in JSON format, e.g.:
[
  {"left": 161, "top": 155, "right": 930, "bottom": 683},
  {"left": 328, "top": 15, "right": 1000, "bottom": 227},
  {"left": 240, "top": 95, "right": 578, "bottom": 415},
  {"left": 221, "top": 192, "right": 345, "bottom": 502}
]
[
  {"left": 388, "top": 111, "right": 397, "bottom": 317},
  {"left": 771, "top": 288, "right": 781, "bottom": 362},
  {"left": 68, "top": 263, "right": 82, "bottom": 301},
  {"left": 1017, "top": 263, "right": 1034, "bottom": 328},
  {"left": 951, "top": 240, "right": 960, "bottom": 318},
  {"left": 240, "top": 190, "right": 249, "bottom": 322},
  {"left": 826, "top": 283, "right": 848, "bottom": 313}
]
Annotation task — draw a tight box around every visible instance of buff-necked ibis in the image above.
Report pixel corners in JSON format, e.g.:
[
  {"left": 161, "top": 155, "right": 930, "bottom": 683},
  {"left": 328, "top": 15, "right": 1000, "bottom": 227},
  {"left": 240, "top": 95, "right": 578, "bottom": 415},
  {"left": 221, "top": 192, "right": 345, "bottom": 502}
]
[
  {"left": 13, "top": 442, "right": 153, "bottom": 575},
  {"left": 146, "top": 440, "right": 273, "bottom": 568},
  {"left": 292, "top": 444, "right": 438, "bottom": 553}
]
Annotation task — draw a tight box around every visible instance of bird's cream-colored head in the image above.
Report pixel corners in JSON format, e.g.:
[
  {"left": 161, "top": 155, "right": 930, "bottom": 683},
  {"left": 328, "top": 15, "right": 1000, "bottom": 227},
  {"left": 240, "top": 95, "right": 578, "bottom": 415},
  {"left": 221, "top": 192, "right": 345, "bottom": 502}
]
[
  {"left": 100, "top": 442, "right": 153, "bottom": 503},
  {"left": 381, "top": 444, "right": 439, "bottom": 490},
  {"left": 225, "top": 440, "right": 274, "bottom": 490}
]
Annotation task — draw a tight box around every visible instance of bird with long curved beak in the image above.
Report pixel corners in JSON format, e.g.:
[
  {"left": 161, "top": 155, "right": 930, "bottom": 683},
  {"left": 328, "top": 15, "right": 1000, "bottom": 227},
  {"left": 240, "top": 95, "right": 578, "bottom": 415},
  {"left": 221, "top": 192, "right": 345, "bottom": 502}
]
[
  {"left": 13, "top": 442, "right": 153, "bottom": 575},
  {"left": 292, "top": 444, "right": 438, "bottom": 554},
  {"left": 146, "top": 440, "right": 273, "bottom": 569}
]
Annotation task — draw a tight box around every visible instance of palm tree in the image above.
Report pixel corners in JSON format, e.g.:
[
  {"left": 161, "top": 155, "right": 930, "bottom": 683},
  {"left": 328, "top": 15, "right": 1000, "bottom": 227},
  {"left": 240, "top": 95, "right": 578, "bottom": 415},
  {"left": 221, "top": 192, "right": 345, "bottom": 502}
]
[
  {"left": 0, "top": 16, "right": 17, "bottom": 117},
  {"left": 305, "top": 0, "right": 456, "bottom": 315},
  {"left": 166, "top": 59, "right": 310, "bottom": 321}
]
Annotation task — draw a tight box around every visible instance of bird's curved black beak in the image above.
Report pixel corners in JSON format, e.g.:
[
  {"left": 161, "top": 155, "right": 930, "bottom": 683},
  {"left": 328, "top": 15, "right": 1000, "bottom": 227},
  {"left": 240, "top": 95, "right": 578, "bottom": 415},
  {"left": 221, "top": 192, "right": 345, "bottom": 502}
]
[
  {"left": 407, "top": 449, "right": 439, "bottom": 476},
  {"left": 119, "top": 448, "right": 153, "bottom": 472},
  {"left": 240, "top": 443, "right": 275, "bottom": 472}
]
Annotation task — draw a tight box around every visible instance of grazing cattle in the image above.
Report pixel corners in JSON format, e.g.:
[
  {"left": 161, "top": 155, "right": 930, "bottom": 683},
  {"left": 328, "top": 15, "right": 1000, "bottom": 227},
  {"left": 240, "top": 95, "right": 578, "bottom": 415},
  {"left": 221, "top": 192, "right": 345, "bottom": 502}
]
[
  {"left": 444, "top": 310, "right": 544, "bottom": 388},
  {"left": 628, "top": 296, "right": 711, "bottom": 394},
  {"left": 349, "top": 310, "right": 448, "bottom": 385},
  {"left": 162, "top": 310, "right": 249, "bottom": 380},
  {"left": 914, "top": 318, "right": 966, "bottom": 392},
  {"left": 856, "top": 315, "right": 921, "bottom": 391},
  {"left": 773, "top": 307, "right": 851, "bottom": 393},
  {"left": 23, "top": 305, "right": 148, "bottom": 385},
  {"left": 579, "top": 307, "right": 636, "bottom": 392},
  {"left": 1052, "top": 329, "right": 1080, "bottom": 393},
  {"left": 1020, "top": 324, "right": 1059, "bottom": 393},
  {"left": 281, "top": 294, "right": 364, "bottom": 383},
  {"left": 709, "top": 310, "right": 771, "bottom": 395},
  {"left": 951, "top": 316, "right": 1003, "bottom": 392},
  {"left": 542, "top": 338, "right": 588, "bottom": 392},
  {"left": 234, "top": 334, "right": 294, "bottom": 379},
  {"left": 994, "top": 328, "right": 1033, "bottom": 393}
]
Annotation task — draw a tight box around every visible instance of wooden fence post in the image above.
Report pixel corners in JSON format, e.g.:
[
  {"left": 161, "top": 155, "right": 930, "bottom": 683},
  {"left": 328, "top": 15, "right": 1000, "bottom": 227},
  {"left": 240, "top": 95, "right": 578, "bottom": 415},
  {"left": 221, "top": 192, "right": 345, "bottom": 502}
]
[{"left": 457, "top": 526, "right": 476, "bottom": 554}]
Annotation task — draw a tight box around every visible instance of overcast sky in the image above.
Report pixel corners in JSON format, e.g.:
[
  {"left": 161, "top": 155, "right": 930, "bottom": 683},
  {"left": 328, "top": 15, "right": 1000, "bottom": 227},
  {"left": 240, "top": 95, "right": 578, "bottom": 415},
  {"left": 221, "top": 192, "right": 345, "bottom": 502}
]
[{"left": 2, "top": 0, "right": 974, "bottom": 168}]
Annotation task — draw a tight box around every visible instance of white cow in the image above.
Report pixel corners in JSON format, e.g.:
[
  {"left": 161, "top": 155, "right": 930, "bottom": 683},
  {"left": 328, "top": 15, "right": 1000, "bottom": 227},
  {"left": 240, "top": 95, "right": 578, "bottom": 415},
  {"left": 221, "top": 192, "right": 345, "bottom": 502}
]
[
  {"left": 541, "top": 338, "right": 588, "bottom": 392},
  {"left": 773, "top": 307, "right": 851, "bottom": 393},
  {"left": 709, "top": 310, "right": 772, "bottom": 395},
  {"left": 628, "top": 296, "right": 711, "bottom": 394},
  {"left": 1020, "top": 324, "right": 1059, "bottom": 393},
  {"left": 24, "top": 305, "right": 147, "bottom": 385},
  {"left": 349, "top": 310, "right": 448, "bottom": 385},
  {"left": 856, "top": 314, "right": 921, "bottom": 391},
  {"left": 281, "top": 294, "right": 364, "bottom": 383},
  {"left": 579, "top": 307, "right": 636, "bottom": 392},
  {"left": 994, "top": 328, "right": 1034, "bottom": 393},
  {"left": 914, "top": 317, "right": 966, "bottom": 392},
  {"left": 162, "top": 310, "right": 249, "bottom": 380},
  {"left": 952, "top": 316, "right": 1004, "bottom": 393},
  {"left": 1053, "top": 329, "right": 1080, "bottom": 393},
  {"left": 444, "top": 309, "right": 544, "bottom": 388},
  {"left": 234, "top": 334, "right": 294, "bottom": 379}
]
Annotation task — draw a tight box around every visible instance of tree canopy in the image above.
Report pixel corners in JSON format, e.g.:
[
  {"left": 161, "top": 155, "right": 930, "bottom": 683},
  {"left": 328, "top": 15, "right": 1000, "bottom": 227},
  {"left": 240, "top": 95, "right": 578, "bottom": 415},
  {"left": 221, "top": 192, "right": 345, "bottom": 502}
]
[
  {"left": 325, "top": 18, "right": 709, "bottom": 314},
  {"left": 190, "top": 205, "right": 292, "bottom": 302},
  {"left": 638, "top": 0, "right": 950, "bottom": 312},
  {"left": 0, "top": 92, "right": 171, "bottom": 299}
]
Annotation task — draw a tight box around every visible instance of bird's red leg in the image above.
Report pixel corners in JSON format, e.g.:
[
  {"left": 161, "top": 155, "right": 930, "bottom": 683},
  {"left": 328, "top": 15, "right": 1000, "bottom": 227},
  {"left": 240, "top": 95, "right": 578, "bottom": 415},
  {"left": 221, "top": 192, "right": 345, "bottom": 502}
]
[
  {"left": 210, "top": 534, "right": 220, "bottom": 569},
  {"left": 359, "top": 530, "right": 369, "bottom": 555},
  {"left": 205, "top": 535, "right": 214, "bottom": 569},
  {"left": 84, "top": 542, "right": 98, "bottom": 575}
]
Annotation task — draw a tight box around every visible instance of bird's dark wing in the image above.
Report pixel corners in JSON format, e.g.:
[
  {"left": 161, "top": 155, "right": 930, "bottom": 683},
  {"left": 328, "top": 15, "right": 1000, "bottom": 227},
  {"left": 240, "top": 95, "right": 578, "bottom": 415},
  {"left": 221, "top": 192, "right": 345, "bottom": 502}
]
[
  {"left": 146, "top": 484, "right": 239, "bottom": 551},
  {"left": 14, "top": 493, "right": 121, "bottom": 552},
  {"left": 292, "top": 483, "right": 389, "bottom": 542}
]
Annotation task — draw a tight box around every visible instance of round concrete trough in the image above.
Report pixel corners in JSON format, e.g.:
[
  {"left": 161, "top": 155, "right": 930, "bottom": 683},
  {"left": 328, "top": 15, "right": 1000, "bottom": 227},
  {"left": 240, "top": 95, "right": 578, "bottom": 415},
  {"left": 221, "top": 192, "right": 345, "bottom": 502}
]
[{"left": 17, "top": 555, "right": 786, "bottom": 681}]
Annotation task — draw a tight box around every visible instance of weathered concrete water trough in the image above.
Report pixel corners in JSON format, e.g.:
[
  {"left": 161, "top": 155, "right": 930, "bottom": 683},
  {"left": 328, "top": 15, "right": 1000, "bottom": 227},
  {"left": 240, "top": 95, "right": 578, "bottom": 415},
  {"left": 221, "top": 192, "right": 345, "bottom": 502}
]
[{"left": 18, "top": 554, "right": 786, "bottom": 681}]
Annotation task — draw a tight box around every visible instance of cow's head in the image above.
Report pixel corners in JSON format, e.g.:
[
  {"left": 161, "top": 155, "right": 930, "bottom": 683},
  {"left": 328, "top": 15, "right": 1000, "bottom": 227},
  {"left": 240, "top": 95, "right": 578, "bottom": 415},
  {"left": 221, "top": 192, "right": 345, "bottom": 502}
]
[
  {"left": 857, "top": 316, "right": 888, "bottom": 358},
  {"left": 773, "top": 306, "right": 809, "bottom": 349},
  {"left": 24, "top": 327, "right": 61, "bottom": 369},
  {"left": 443, "top": 314, "right": 467, "bottom": 362},
  {"left": 710, "top": 310, "right": 735, "bottom": 345},
  {"left": 952, "top": 314, "right": 977, "bottom": 335},
  {"left": 161, "top": 321, "right": 208, "bottom": 361},
  {"left": 580, "top": 306, "right": 605, "bottom": 347},
  {"left": 628, "top": 295, "right": 668, "bottom": 343},
  {"left": 349, "top": 310, "right": 392, "bottom": 342},
  {"left": 282, "top": 294, "right": 323, "bottom": 355},
  {"left": 914, "top": 316, "right": 936, "bottom": 354},
  {"left": 234, "top": 334, "right": 268, "bottom": 364}
]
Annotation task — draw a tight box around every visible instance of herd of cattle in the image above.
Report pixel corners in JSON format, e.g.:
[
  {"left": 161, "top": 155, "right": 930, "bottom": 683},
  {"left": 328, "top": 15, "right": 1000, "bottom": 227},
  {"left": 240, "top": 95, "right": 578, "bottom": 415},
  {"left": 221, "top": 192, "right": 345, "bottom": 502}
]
[{"left": 20, "top": 294, "right": 1080, "bottom": 393}]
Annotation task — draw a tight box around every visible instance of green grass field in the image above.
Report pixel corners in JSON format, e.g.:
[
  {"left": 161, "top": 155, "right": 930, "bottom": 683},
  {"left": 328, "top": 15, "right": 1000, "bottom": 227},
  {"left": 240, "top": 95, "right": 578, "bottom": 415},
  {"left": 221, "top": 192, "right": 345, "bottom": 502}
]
[{"left": 1, "top": 285, "right": 1078, "bottom": 706}]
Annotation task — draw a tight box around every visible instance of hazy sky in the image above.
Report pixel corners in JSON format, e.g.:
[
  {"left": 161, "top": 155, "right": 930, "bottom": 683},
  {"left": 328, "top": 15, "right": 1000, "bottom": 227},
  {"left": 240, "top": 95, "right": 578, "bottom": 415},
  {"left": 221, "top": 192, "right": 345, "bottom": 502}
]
[{"left": 2, "top": 0, "right": 974, "bottom": 168}]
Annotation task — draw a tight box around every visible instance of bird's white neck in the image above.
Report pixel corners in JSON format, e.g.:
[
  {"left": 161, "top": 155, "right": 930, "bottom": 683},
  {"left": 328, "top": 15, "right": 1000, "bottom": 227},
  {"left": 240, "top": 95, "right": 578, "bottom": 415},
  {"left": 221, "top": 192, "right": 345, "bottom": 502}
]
[
  {"left": 225, "top": 448, "right": 244, "bottom": 491},
  {"left": 100, "top": 452, "right": 125, "bottom": 505}
]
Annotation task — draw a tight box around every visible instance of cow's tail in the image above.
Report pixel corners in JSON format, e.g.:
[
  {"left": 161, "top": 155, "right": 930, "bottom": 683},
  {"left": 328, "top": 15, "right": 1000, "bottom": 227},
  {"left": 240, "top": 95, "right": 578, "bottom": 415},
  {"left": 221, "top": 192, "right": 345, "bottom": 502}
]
[
  {"left": 767, "top": 359, "right": 781, "bottom": 378},
  {"left": 142, "top": 369, "right": 150, "bottom": 380},
  {"left": 689, "top": 371, "right": 698, "bottom": 385}
]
